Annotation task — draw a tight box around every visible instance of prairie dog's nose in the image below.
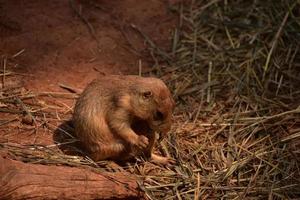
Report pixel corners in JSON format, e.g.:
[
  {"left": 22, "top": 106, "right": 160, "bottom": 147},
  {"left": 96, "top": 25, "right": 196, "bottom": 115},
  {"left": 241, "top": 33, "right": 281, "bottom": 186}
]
[{"left": 154, "top": 110, "right": 164, "bottom": 121}]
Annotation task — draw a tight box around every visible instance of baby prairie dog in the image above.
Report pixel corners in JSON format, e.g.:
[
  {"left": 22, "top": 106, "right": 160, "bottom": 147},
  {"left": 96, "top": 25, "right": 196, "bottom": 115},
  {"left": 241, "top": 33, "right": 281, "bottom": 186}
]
[{"left": 73, "top": 75, "right": 175, "bottom": 164}]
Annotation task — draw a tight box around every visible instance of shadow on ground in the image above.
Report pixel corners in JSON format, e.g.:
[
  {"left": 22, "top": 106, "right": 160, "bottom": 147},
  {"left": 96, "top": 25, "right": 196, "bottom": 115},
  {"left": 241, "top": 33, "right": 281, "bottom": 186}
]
[{"left": 53, "top": 120, "right": 88, "bottom": 157}]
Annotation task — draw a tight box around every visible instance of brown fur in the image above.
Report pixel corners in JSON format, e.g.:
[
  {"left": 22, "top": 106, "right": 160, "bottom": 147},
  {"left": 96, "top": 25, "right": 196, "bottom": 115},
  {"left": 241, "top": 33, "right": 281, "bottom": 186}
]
[{"left": 73, "top": 75, "right": 175, "bottom": 164}]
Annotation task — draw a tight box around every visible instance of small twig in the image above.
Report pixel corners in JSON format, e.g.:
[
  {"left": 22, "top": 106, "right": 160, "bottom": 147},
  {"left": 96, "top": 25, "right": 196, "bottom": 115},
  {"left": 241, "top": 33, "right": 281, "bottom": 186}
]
[
  {"left": 199, "top": 0, "right": 221, "bottom": 11},
  {"left": 0, "top": 117, "right": 19, "bottom": 126},
  {"left": 59, "top": 83, "right": 82, "bottom": 94},
  {"left": 46, "top": 139, "right": 79, "bottom": 148},
  {"left": 194, "top": 173, "right": 200, "bottom": 200},
  {"left": 46, "top": 123, "right": 75, "bottom": 139},
  {"left": 0, "top": 108, "right": 22, "bottom": 114},
  {"left": 12, "top": 49, "right": 25, "bottom": 58},
  {"left": 172, "top": 28, "right": 179, "bottom": 56},
  {"left": 206, "top": 61, "right": 212, "bottom": 103},
  {"left": 15, "top": 97, "right": 37, "bottom": 127},
  {"left": 2, "top": 56, "right": 7, "bottom": 89},
  {"left": 138, "top": 59, "right": 142, "bottom": 77},
  {"left": 263, "top": 11, "right": 289, "bottom": 80},
  {"left": 69, "top": 0, "right": 100, "bottom": 47},
  {"left": 193, "top": 92, "right": 204, "bottom": 123}
]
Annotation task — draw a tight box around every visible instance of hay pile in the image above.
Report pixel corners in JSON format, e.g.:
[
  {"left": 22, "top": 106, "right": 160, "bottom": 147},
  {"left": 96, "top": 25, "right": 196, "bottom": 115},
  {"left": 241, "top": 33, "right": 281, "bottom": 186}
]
[
  {"left": 0, "top": 0, "right": 299, "bottom": 199},
  {"left": 138, "top": 0, "right": 300, "bottom": 199}
]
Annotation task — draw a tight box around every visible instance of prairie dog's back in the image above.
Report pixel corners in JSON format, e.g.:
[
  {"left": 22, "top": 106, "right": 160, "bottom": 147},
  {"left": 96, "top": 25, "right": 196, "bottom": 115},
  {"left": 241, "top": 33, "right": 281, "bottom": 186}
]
[
  {"left": 73, "top": 76, "right": 136, "bottom": 141},
  {"left": 73, "top": 77, "right": 121, "bottom": 143},
  {"left": 74, "top": 76, "right": 132, "bottom": 114}
]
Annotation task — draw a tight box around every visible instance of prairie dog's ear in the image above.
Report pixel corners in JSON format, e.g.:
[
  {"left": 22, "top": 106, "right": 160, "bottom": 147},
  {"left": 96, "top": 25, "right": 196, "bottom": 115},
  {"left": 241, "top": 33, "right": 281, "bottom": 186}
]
[{"left": 142, "top": 91, "right": 153, "bottom": 99}]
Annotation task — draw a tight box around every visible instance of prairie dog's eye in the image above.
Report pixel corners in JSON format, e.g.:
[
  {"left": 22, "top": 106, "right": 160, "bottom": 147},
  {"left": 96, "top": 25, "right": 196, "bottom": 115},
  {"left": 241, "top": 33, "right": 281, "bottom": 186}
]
[
  {"left": 154, "top": 111, "right": 164, "bottom": 121},
  {"left": 142, "top": 91, "right": 152, "bottom": 99}
]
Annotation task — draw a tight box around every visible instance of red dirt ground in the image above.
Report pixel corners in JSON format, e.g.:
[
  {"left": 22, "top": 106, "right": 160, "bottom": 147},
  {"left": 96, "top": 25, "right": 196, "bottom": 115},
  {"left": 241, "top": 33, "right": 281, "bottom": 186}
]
[
  {"left": 0, "top": 0, "right": 176, "bottom": 91},
  {"left": 0, "top": 0, "right": 177, "bottom": 145}
]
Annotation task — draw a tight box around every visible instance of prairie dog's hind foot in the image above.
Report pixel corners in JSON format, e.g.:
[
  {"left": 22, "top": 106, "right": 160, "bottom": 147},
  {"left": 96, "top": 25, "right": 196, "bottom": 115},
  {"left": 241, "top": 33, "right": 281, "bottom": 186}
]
[{"left": 150, "top": 153, "right": 176, "bottom": 166}]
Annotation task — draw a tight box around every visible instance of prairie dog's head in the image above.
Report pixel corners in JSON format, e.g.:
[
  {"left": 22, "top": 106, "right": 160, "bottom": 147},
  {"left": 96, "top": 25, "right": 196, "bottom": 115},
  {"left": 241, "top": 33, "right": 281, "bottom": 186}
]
[{"left": 130, "top": 77, "right": 175, "bottom": 134}]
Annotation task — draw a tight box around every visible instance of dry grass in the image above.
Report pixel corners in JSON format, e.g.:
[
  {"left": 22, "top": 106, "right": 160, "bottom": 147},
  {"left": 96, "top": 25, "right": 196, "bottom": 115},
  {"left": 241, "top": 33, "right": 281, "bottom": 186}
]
[
  {"left": 0, "top": 0, "right": 300, "bottom": 199},
  {"left": 137, "top": 0, "right": 300, "bottom": 199}
]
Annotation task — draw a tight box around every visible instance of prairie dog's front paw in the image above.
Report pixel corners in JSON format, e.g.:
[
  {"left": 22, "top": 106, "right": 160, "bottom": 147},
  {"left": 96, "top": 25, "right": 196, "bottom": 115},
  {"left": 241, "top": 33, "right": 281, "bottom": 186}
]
[
  {"left": 138, "top": 135, "right": 149, "bottom": 148},
  {"left": 133, "top": 135, "right": 149, "bottom": 149}
]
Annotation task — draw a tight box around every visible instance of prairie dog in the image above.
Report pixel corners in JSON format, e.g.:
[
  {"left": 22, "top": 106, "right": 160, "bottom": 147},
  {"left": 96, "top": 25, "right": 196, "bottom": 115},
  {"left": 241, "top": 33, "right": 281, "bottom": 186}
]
[{"left": 73, "top": 75, "right": 175, "bottom": 164}]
